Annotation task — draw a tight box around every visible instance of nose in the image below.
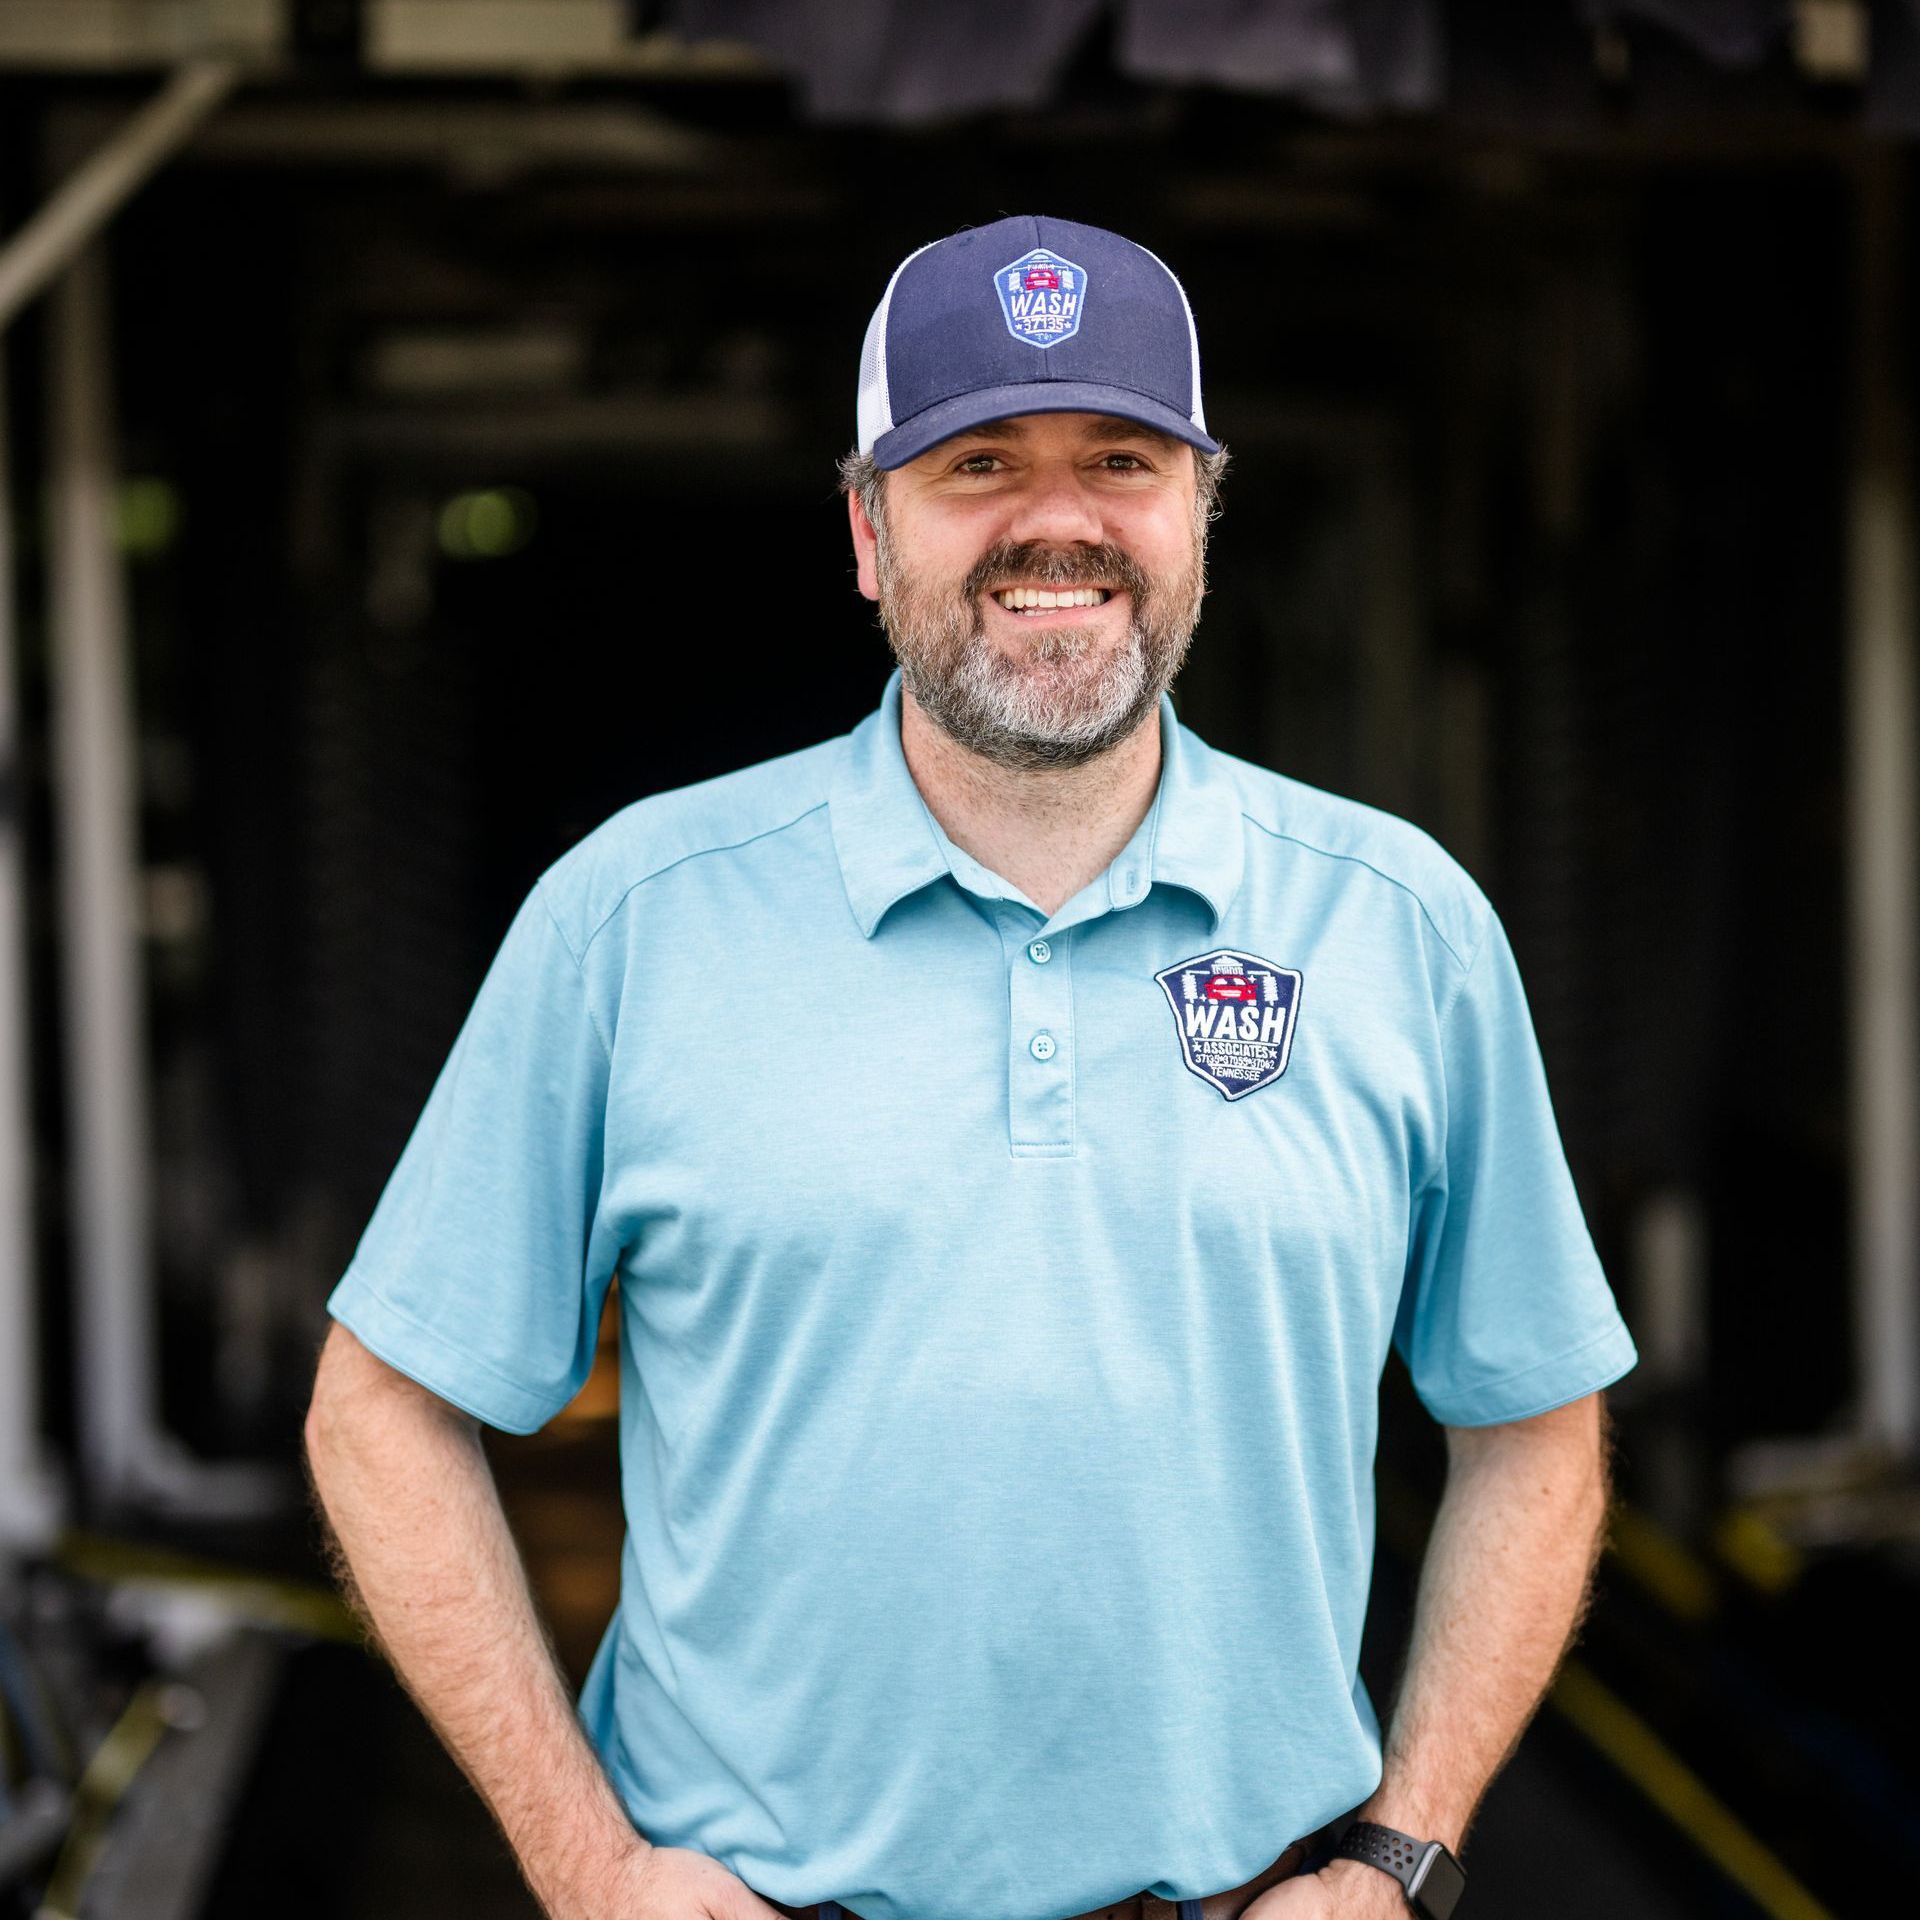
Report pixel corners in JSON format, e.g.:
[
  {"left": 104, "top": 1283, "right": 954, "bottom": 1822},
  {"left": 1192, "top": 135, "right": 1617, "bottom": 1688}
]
[{"left": 1001, "top": 462, "right": 1106, "bottom": 550}]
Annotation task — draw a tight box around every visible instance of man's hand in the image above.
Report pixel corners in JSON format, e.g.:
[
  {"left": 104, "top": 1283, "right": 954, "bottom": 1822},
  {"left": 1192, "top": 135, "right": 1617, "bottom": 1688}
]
[
  {"left": 622, "top": 1844, "right": 795, "bottom": 1920},
  {"left": 1243, "top": 1859, "right": 1408, "bottom": 1920}
]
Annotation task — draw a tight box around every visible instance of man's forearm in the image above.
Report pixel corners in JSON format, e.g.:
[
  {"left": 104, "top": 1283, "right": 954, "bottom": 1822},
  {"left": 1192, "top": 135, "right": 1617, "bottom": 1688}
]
[
  {"left": 1352, "top": 1392, "right": 1612, "bottom": 1856},
  {"left": 304, "top": 1342, "right": 649, "bottom": 1919}
]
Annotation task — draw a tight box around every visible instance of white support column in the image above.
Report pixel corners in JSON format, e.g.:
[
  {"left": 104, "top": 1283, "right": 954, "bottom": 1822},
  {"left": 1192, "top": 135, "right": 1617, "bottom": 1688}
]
[
  {"left": 49, "top": 242, "right": 281, "bottom": 1518},
  {"left": 49, "top": 240, "right": 158, "bottom": 1501},
  {"left": 1846, "top": 153, "right": 1920, "bottom": 1462},
  {"left": 0, "top": 339, "right": 67, "bottom": 1548}
]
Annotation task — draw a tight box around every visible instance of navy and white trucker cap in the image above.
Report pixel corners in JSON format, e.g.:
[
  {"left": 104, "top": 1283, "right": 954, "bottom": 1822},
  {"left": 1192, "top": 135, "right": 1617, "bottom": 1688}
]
[{"left": 856, "top": 214, "right": 1220, "bottom": 471}]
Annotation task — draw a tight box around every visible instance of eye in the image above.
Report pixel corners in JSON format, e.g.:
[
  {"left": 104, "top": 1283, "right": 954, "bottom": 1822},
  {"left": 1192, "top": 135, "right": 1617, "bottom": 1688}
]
[
  {"left": 1099, "top": 451, "right": 1149, "bottom": 471},
  {"left": 953, "top": 452, "right": 1005, "bottom": 474}
]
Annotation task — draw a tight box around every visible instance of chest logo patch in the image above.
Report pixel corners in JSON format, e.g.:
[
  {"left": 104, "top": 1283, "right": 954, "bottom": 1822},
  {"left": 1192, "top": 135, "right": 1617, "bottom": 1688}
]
[
  {"left": 994, "top": 247, "right": 1088, "bottom": 349},
  {"left": 1154, "top": 948, "right": 1304, "bottom": 1101}
]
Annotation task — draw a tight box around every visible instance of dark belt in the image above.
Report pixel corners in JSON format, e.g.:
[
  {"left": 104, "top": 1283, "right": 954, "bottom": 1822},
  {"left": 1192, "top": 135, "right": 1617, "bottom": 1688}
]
[{"left": 758, "top": 1818, "right": 1345, "bottom": 1920}]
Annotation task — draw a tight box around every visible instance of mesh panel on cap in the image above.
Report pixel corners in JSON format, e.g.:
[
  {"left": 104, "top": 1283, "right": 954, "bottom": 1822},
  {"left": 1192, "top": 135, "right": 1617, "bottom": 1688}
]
[
  {"left": 856, "top": 240, "right": 937, "bottom": 454},
  {"left": 855, "top": 302, "right": 889, "bottom": 451},
  {"left": 1131, "top": 241, "right": 1207, "bottom": 432}
]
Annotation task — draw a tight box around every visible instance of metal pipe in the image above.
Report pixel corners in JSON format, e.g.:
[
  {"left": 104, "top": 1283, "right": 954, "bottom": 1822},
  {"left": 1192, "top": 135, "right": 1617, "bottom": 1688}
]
[
  {"left": 0, "top": 58, "right": 241, "bottom": 333},
  {"left": 0, "top": 335, "right": 65, "bottom": 1548},
  {"left": 1845, "top": 153, "right": 1920, "bottom": 1461},
  {"left": 48, "top": 243, "right": 280, "bottom": 1518},
  {"left": 1, "top": 57, "right": 248, "bottom": 1542},
  {"left": 49, "top": 240, "right": 154, "bottom": 1501}
]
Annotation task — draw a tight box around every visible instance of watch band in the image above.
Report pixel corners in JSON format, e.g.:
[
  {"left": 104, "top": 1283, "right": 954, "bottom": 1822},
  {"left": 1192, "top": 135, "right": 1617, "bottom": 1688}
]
[{"left": 1331, "top": 1821, "right": 1467, "bottom": 1918}]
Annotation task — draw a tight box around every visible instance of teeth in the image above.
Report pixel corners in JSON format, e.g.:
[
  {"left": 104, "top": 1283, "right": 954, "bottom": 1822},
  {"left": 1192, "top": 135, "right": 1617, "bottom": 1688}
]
[{"left": 993, "top": 586, "right": 1111, "bottom": 611}]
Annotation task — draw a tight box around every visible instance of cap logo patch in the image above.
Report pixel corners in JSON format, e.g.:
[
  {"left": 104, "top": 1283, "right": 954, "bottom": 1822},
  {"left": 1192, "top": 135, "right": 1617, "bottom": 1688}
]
[
  {"left": 995, "top": 247, "right": 1087, "bottom": 349},
  {"left": 1154, "top": 949, "right": 1303, "bottom": 1101}
]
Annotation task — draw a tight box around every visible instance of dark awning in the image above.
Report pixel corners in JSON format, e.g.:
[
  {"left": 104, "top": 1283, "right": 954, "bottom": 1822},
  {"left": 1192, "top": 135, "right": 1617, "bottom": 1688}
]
[{"left": 640, "top": 1, "right": 1920, "bottom": 132}]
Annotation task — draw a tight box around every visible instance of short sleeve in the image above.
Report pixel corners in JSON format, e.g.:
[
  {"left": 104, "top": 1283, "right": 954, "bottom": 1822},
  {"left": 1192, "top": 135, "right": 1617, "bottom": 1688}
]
[
  {"left": 325, "top": 878, "right": 620, "bottom": 1433},
  {"left": 1393, "top": 907, "right": 1638, "bottom": 1426}
]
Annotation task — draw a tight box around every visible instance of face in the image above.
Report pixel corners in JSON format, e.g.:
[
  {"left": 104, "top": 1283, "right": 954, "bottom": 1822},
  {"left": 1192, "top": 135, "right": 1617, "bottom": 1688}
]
[{"left": 849, "top": 411, "right": 1209, "bottom": 771}]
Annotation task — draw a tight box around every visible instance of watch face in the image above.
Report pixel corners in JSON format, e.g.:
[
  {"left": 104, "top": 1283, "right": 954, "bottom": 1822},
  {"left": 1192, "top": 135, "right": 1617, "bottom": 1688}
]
[{"left": 1409, "top": 1846, "right": 1467, "bottom": 1920}]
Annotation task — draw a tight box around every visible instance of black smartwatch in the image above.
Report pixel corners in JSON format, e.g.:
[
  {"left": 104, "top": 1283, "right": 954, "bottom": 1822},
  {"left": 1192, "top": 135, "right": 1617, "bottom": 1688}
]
[{"left": 1330, "top": 1821, "right": 1467, "bottom": 1918}]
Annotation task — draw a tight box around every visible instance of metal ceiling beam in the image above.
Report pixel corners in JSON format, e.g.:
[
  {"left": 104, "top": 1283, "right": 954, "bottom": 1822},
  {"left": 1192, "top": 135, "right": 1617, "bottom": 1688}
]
[
  {"left": 157, "top": 97, "right": 719, "bottom": 174},
  {"left": 0, "top": 0, "right": 766, "bottom": 80},
  {"left": 368, "top": 0, "right": 767, "bottom": 77},
  {"left": 0, "top": 2, "right": 279, "bottom": 70}
]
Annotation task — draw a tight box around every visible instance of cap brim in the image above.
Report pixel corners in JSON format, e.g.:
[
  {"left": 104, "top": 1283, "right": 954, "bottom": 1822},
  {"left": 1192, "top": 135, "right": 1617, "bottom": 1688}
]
[{"left": 871, "top": 382, "right": 1220, "bottom": 470}]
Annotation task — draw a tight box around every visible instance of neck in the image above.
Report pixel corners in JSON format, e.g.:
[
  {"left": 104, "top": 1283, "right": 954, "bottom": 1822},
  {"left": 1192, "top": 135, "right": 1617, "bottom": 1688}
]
[{"left": 898, "top": 686, "right": 1164, "bottom": 916}]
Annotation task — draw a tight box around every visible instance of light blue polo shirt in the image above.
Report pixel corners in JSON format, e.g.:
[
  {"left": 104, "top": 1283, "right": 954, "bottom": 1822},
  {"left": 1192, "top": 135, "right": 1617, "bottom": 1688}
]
[{"left": 326, "top": 669, "right": 1636, "bottom": 1920}]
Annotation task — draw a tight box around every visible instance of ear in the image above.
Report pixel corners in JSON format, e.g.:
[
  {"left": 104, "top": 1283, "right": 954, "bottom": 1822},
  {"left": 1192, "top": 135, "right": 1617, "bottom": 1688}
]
[{"left": 848, "top": 488, "right": 881, "bottom": 602}]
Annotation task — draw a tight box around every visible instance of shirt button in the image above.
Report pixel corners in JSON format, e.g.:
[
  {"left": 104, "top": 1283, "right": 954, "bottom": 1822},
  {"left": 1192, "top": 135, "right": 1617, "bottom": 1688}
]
[
  {"left": 1028, "top": 1030, "right": 1058, "bottom": 1062},
  {"left": 1027, "top": 939, "right": 1052, "bottom": 965}
]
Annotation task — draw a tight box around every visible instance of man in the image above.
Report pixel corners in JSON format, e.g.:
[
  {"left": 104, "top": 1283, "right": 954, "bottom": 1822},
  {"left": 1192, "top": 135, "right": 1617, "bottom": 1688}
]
[{"left": 305, "top": 215, "right": 1637, "bottom": 1920}]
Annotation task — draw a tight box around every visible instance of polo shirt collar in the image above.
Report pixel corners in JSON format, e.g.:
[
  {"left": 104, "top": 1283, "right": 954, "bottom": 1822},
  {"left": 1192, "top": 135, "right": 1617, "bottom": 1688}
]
[
  {"left": 829, "top": 669, "right": 1245, "bottom": 938},
  {"left": 1145, "top": 696, "right": 1245, "bottom": 928},
  {"left": 829, "top": 673, "right": 951, "bottom": 937}
]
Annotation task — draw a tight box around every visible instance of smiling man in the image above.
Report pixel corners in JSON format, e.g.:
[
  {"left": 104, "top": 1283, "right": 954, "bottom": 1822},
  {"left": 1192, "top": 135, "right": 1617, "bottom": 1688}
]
[{"left": 305, "top": 216, "right": 1638, "bottom": 1920}]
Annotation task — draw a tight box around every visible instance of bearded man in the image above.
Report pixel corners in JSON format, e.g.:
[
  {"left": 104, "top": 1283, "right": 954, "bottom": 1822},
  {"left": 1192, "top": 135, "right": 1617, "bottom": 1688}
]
[{"left": 305, "top": 216, "right": 1637, "bottom": 1920}]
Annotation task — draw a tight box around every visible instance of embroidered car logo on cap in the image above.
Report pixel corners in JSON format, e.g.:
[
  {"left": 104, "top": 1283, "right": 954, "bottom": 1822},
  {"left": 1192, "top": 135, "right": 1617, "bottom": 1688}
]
[
  {"left": 994, "top": 247, "right": 1088, "bottom": 349},
  {"left": 1154, "top": 949, "right": 1304, "bottom": 1101}
]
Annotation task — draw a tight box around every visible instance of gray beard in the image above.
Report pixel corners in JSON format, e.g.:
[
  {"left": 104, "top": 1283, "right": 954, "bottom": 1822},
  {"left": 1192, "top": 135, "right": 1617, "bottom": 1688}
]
[{"left": 874, "top": 532, "right": 1206, "bottom": 773}]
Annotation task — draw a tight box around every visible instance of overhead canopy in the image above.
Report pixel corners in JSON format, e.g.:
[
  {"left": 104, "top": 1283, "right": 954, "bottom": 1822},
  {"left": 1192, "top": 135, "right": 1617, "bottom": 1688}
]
[
  {"left": 2, "top": 3, "right": 1916, "bottom": 134},
  {"left": 638, "top": 0, "right": 1920, "bottom": 129}
]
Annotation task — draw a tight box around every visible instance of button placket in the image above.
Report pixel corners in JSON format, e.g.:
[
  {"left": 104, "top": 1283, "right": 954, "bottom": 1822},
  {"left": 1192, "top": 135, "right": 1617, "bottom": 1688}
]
[{"left": 1006, "top": 920, "right": 1073, "bottom": 1156}]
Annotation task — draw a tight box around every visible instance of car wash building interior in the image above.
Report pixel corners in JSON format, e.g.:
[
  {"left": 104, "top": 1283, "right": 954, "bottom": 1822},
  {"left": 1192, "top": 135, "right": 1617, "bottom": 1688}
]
[{"left": 0, "top": 7, "right": 1913, "bottom": 1918}]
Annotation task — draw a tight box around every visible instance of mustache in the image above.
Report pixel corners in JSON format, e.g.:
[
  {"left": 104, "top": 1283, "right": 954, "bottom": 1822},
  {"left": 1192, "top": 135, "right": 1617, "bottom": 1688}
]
[{"left": 959, "top": 540, "right": 1152, "bottom": 603}]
